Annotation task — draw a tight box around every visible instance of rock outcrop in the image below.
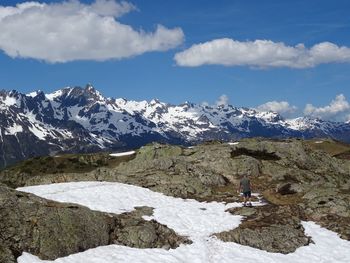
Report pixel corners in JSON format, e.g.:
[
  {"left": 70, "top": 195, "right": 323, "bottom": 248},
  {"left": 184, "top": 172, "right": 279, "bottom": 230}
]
[
  {"left": 1, "top": 138, "right": 349, "bottom": 255},
  {"left": 216, "top": 205, "right": 311, "bottom": 254},
  {"left": 0, "top": 185, "right": 189, "bottom": 262}
]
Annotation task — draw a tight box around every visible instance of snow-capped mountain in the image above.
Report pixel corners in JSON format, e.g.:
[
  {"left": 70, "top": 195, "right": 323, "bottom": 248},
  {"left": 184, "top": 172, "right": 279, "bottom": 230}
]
[{"left": 1, "top": 84, "right": 349, "bottom": 168}]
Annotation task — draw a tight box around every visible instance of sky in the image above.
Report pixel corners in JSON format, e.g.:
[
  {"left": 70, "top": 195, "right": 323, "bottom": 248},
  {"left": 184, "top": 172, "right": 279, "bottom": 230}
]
[{"left": 0, "top": 0, "right": 350, "bottom": 121}]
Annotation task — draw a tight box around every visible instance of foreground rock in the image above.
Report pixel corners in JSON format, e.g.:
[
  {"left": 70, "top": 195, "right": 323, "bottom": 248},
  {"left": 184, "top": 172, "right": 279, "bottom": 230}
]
[
  {"left": 0, "top": 185, "right": 189, "bottom": 262},
  {"left": 216, "top": 205, "right": 311, "bottom": 254}
]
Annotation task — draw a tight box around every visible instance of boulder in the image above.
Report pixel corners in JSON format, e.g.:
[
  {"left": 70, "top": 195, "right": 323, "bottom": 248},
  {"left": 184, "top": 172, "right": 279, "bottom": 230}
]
[
  {"left": 0, "top": 186, "right": 189, "bottom": 262},
  {"left": 216, "top": 205, "right": 311, "bottom": 254}
]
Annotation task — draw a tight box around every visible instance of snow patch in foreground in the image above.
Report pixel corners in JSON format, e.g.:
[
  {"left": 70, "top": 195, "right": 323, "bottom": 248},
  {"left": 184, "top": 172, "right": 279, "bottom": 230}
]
[
  {"left": 109, "top": 151, "right": 136, "bottom": 157},
  {"left": 17, "top": 182, "right": 350, "bottom": 263},
  {"left": 228, "top": 142, "right": 239, "bottom": 145},
  {"left": 17, "top": 182, "right": 242, "bottom": 238}
]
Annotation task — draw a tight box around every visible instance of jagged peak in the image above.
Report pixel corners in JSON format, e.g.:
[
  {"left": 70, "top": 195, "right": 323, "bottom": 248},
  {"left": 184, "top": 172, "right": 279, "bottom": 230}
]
[
  {"left": 84, "top": 83, "right": 99, "bottom": 94},
  {"left": 149, "top": 98, "right": 169, "bottom": 108},
  {"left": 150, "top": 98, "right": 160, "bottom": 104},
  {"left": 46, "top": 88, "right": 66, "bottom": 100},
  {"left": 115, "top": 97, "right": 128, "bottom": 104},
  {"left": 45, "top": 84, "right": 106, "bottom": 103},
  {"left": 291, "top": 116, "right": 323, "bottom": 123},
  {"left": 81, "top": 84, "right": 105, "bottom": 102},
  {"left": 1, "top": 86, "right": 350, "bottom": 132},
  {"left": 27, "top": 90, "right": 41, "bottom": 98},
  {"left": 254, "top": 110, "right": 284, "bottom": 122},
  {"left": 179, "top": 101, "right": 195, "bottom": 108},
  {"left": 5, "top": 89, "right": 22, "bottom": 98}
]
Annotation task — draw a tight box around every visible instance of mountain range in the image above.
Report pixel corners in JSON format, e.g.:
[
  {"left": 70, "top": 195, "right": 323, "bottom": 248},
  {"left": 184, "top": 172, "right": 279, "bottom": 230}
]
[{"left": 1, "top": 84, "right": 349, "bottom": 168}]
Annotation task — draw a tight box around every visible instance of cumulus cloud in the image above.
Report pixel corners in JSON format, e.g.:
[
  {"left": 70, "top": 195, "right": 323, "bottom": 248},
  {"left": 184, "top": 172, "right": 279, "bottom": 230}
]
[
  {"left": 0, "top": 0, "right": 184, "bottom": 63},
  {"left": 304, "top": 94, "right": 350, "bottom": 122},
  {"left": 216, "top": 94, "right": 230, "bottom": 106},
  {"left": 174, "top": 38, "right": 350, "bottom": 68},
  {"left": 89, "top": 0, "right": 136, "bottom": 17},
  {"left": 257, "top": 101, "right": 298, "bottom": 118}
]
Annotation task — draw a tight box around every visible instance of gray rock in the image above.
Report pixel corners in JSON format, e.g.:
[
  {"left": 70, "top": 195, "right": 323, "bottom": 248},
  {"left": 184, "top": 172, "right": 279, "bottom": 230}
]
[
  {"left": 217, "top": 225, "right": 310, "bottom": 254},
  {"left": 0, "top": 245, "right": 15, "bottom": 263},
  {"left": 0, "top": 186, "right": 189, "bottom": 262},
  {"left": 1, "top": 138, "right": 350, "bottom": 249},
  {"left": 216, "top": 205, "right": 311, "bottom": 254},
  {"left": 226, "top": 206, "right": 257, "bottom": 217},
  {"left": 276, "top": 183, "right": 301, "bottom": 195},
  {"left": 303, "top": 188, "right": 350, "bottom": 218}
]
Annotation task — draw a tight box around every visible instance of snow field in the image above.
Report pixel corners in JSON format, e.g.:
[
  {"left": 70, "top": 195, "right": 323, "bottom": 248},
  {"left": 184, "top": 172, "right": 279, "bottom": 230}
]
[
  {"left": 109, "top": 151, "right": 136, "bottom": 157},
  {"left": 17, "top": 182, "right": 350, "bottom": 263},
  {"left": 17, "top": 182, "right": 242, "bottom": 238}
]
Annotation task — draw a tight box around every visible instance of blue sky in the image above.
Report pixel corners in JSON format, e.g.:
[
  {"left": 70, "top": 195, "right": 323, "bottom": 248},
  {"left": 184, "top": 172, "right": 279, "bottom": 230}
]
[{"left": 1, "top": 0, "right": 350, "bottom": 120}]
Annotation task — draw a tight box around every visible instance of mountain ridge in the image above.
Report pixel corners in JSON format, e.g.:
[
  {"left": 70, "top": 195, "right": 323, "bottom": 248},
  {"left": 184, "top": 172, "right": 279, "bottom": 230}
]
[{"left": 1, "top": 84, "right": 350, "bottom": 168}]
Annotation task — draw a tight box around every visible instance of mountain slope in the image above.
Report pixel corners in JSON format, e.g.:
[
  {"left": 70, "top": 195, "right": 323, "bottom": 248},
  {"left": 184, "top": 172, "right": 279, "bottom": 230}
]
[
  {"left": 1, "top": 84, "right": 350, "bottom": 168},
  {"left": 2, "top": 139, "right": 350, "bottom": 262}
]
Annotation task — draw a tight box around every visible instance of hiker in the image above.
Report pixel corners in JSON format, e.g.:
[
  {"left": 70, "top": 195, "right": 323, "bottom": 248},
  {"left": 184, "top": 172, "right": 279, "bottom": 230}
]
[{"left": 238, "top": 175, "right": 252, "bottom": 207}]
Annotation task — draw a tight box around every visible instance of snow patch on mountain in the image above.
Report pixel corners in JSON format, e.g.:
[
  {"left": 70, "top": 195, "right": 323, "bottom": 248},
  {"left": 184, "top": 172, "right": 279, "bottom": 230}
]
[
  {"left": 3, "top": 96, "right": 17, "bottom": 106},
  {"left": 286, "top": 117, "right": 321, "bottom": 130},
  {"left": 1, "top": 85, "right": 350, "bottom": 168},
  {"left": 46, "top": 89, "right": 65, "bottom": 101},
  {"left": 110, "top": 151, "right": 136, "bottom": 157},
  {"left": 24, "top": 111, "right": 57, "bottom": 140},
  {"left": 4, "top": 123, "right": 23, "bottom": 135}
]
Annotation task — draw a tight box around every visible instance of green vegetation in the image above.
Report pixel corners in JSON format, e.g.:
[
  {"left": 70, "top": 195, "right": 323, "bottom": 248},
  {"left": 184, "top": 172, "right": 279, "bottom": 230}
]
[
  {"left": 1, "top": 151, "right": 136, "bottom": 176},
  {"left": 304, "top": 139, "right": 350, "bottom": 159}
]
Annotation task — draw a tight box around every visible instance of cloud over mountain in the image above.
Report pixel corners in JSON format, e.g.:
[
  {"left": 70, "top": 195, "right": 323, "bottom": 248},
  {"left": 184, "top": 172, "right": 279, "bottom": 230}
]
[
  {"left": 0, "top": 0, "right": 184, "bottom": 63},
  {"left": 216, "top": 94, "right": 230, "bottom": 106},
  {"left": 174, "top": 38, "right": 350, "bottom": 68},
  {"left": 257, "top": 101, "right": 298, "bottom": 118},
  {"left": 304, "top": 94, "right": 350, "bottom": 122}
]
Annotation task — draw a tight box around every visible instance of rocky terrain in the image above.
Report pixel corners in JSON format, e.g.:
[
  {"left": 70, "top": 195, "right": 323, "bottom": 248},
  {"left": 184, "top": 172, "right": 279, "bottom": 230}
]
[
  {"left": 0, "top": 184, "right": 189, "bottom": 263},
  {"left": 216, "top": 205, "right": 311, "bottom": 253},
  {"left": 1, "top": 85, "right": 350, "bottom": 169},
  {"left": 0, "top": 138, "right": 349, "bottom": 261}
]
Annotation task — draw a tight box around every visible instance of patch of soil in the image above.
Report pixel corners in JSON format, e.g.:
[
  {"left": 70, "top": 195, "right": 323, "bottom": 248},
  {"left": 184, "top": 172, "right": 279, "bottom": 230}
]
[
  {"left": 231, "top": 148, "right": 281, "bottom": 161},
  {"left": 333, "top": 150, "right": 350, "bottom": 160}
]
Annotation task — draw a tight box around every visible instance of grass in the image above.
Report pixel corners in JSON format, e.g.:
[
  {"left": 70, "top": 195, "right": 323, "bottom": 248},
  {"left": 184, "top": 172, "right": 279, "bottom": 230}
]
[
  {"left": 304, "top": 139, "right": 350, "bottom": 157},
  {"left": 1, "top": 151, "right": 136, "bottom": 176},
  {"left": 262, "top": 189, "right": 303, "bottom": 206}
]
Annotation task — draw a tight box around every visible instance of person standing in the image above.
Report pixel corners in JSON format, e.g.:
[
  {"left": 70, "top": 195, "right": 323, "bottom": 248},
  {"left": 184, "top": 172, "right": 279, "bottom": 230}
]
[{"left": 238, "top": 175, "right": 252, "bottom": 207}]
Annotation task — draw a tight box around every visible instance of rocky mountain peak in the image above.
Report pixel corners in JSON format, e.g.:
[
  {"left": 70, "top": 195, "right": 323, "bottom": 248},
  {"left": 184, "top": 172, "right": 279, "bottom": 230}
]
[
  {"left": 149, "top": 98, "right": 161, "bottom": 105},
  {"left": 45, "top": 85, "right": 106, "bottom": 107},
  {"left": 0, "top": 86, "right": 350, "bottom": 168},
  {"left": 83, "top": 84, "right": 105, "bottom": 101}
]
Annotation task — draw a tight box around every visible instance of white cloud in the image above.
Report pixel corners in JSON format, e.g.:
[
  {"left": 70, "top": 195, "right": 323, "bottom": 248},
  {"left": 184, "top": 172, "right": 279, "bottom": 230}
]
[
  {"left": 216, "top": 94, "right": 229, "bottom": 106},
  {"left": 304, "top": 94, "right": 350, "bottom": 122},
  {"left": 89, "top": 0, "right": 136, "bottom": 17},
  {"left": 174, "top": 38, "right": 350, "bottom": 68},
  {"left": 257, "top": 101, "right": 297, "bottom": 118},
  {"left": 0, "top": 0, "right": 184, "bottom": 63}
]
